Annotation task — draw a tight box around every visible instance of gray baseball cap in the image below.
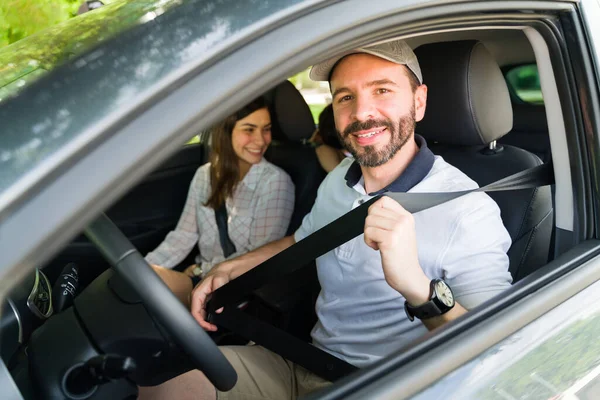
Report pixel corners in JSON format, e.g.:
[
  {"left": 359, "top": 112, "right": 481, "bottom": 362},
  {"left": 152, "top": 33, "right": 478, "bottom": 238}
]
[{"left": 309, "top": 40, "right": 422, "bottom": 84}]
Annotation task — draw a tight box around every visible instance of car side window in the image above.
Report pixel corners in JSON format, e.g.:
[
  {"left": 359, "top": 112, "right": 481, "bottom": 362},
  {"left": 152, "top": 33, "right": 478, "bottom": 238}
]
[{"left": 505, "top": 64, "right": 544, "bottom": 105}]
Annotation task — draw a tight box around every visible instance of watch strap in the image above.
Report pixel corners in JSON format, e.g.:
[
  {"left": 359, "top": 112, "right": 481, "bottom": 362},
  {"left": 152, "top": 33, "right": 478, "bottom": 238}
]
[
  {"left": 404, "top": 279, "right": 454, "bottom": 321},
  {"left": 405, "top": 299, "right": 443, "bottom": 321}
]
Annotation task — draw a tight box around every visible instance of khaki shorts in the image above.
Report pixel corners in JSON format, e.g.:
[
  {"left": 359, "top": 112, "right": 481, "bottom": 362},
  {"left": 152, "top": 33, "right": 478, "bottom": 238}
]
[{"left": 216, "top": 345, "right": 331, "bottom": 400}]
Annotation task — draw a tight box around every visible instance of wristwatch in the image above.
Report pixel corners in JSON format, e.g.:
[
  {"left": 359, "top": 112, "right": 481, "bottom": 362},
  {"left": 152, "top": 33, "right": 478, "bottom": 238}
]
[
  {"left": 193, "top": 255, "right": 203, "bottom": 277},
  {"left": 404, "top": 279, "right": 455, "bottom": 321}
]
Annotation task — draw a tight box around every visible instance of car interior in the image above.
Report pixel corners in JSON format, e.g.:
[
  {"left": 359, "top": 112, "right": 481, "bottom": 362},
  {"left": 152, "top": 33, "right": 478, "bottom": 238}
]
[
  {"left": 1, "top": 24, "right": 569, "bottom": 399},
  {"left": 40, "top": 30, "right": 554, "bottom": 285}
]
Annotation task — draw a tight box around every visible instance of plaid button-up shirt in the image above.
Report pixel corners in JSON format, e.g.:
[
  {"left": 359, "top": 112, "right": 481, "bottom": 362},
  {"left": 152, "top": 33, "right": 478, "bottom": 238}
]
[{"left": 145, "top": 159, "right": 295, "bottom": 274}]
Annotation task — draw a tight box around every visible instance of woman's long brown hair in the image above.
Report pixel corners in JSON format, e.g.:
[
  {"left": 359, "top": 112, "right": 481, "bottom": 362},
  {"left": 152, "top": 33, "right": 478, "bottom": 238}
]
[{"left": 205, "top": 96, "right": 269, "bottom": 210}]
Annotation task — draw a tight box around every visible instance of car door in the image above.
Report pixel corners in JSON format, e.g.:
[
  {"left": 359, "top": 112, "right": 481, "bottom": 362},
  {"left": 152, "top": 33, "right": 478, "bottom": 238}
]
[
  {"left": 2, "top": 0, "right": 600, "bottom": 398},
  {"left": 413, "top": 273, "right": 600, "bottom": 400}
]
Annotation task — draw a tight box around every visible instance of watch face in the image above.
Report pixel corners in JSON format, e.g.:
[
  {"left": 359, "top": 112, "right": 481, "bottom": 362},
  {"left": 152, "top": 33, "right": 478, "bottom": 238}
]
[{"left": 434, "top": 280, "right": 454, "bottom": 307}]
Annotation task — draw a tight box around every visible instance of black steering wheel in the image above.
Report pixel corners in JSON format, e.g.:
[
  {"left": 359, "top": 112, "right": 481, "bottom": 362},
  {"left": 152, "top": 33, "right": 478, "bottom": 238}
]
[{"left": 84, "top": 213, "right": 237, "bottom": 391}]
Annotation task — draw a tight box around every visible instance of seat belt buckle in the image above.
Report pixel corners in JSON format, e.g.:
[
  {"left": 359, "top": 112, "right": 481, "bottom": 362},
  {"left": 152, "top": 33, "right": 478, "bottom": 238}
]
[
  {"left": 205, "top": 298, "right": 250, "bottom": 325},
  {"left": 236, "top": 300, "right": 249, "bottom": 310},
  {"left": 206, "top": 311, "right": 216, "bottom": 325},
  {"left": 206, "top": 298, "right": 217, "bottom": 323}
]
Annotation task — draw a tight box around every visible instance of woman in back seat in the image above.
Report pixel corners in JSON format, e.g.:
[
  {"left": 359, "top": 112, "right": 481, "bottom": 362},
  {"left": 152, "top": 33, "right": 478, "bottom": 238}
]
[{"left": 146, "top": 97, "right": 295, "bottom": 302}]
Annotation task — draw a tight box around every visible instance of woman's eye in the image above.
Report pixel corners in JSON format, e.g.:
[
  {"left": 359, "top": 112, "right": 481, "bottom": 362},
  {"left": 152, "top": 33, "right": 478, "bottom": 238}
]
[{"left": 338, "top": 95, "right": 352, "bottom": 103}]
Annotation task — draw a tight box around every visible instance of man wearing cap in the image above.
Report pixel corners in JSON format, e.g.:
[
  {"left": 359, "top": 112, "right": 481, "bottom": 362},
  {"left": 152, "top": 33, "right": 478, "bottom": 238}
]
[{"left": 140, "top": 40, "right": 512, "bottom": 399}]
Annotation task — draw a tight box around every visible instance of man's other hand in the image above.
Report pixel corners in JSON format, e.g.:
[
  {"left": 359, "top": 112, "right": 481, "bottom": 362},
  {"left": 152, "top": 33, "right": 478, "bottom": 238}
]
[{"left": 190, "top": 271, "right": 230, "bottom": 331}]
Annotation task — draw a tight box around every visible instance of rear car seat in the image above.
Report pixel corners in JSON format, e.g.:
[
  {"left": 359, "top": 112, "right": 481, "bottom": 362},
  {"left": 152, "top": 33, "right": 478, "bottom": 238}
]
[
  {"left": 264, "top": 80, "right": 327, "bottom": 234},
  {"left": 245, "top": 80, "right": 325, "bottom": 341},
  {"left": 499, "top": 102, "right": 551, "bottom": 163}
]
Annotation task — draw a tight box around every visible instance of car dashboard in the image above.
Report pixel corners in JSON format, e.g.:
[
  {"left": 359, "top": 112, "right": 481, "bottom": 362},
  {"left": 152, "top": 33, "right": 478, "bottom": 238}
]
[{"left": 1, "top": 269, "right": 55, "bottom": 365}]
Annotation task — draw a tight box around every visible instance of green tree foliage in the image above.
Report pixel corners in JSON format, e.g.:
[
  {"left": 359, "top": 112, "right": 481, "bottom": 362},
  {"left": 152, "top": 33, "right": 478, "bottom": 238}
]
[
  {"left": 0, "top": 0, "right": 181, "bottom": 101},
  {"left": 0, "top": 0, "right": 81, "bottom": 47}
]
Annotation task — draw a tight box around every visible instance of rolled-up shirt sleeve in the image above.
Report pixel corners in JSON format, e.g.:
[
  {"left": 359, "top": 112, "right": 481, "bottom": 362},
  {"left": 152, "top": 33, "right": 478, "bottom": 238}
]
[
  {"left": 145, "top": 171, "right": 201, "bottom": 269},
  {"left": 294, "top": 204, "right": 314, "bottom": 243}
]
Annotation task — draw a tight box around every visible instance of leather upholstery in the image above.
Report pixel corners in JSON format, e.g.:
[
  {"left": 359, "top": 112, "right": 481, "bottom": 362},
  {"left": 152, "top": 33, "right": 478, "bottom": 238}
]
[
  {"left": 499, "top": 103, "right": 551, "bottom": 163},
  {"left": 256, "top": 81, "right": 322, "bottom": 341},
  {"left": 271, "top": 81, "right": 316, "bottom": 142},
  {"left": 265, "top": 143, "right": 326, "bottom": 235},
  {"left": 415, "top": 41, "right": 553, "bottom": 281},
  {"left": 416, "top": 40, "right": 513, "bottom": 146},
  {"left": 264, "top": 80, "right": 326, "bottom": 235}
]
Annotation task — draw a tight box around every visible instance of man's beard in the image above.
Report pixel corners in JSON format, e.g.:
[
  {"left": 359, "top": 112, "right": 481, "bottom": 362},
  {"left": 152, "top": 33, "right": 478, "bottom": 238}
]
[{"left": 337, "top": 106, "right": 416, "bottom": 168}]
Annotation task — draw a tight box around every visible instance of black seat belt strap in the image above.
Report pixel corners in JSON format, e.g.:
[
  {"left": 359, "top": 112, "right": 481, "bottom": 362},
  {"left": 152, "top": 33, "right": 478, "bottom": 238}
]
[
  {"left": 215, "top": 202, "right": 236, "bottom": 258},
  {"left": 208, "top": 162, "right": 554, "bottom": 381},
  {"left": 209, "top": 307, "right": 358, "bottom": 380},
  {"left": 209, "top": 162, "right": 553, "bottom": 309},
  {"left": 386, "top": 158, "right": 555, "bottom": 213},
  {"left": 209, "top": 193, "right": 381, "bottom": 310}
]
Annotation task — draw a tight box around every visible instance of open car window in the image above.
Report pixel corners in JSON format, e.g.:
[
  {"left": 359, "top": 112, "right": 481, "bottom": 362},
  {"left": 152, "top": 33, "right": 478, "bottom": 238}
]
[{"left": 2, "top": 0, "right": 600, "bottom": 399}]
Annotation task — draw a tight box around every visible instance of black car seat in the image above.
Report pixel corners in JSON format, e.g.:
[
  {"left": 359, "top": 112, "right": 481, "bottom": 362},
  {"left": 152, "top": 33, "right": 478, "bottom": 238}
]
[
  {"left": 193, "top": 81, "right": 325, "bottom": 242},
  {"left": 414, "top": 40, "right": 553, "bottom": 282},
  {"left": 244, "top": 80, "right": 325, "bottom": 341},
  {"left": 264, "top": 80, "right": 328, "bottom": 234},
  {"left": 499, "top": 102, "right": 551, "bottom": 163}
]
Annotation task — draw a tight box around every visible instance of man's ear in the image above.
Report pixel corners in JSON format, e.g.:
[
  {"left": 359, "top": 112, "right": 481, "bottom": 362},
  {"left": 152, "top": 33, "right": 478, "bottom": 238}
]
[{"left": 414, "top": 84, "right": 428, "bottom": 122}]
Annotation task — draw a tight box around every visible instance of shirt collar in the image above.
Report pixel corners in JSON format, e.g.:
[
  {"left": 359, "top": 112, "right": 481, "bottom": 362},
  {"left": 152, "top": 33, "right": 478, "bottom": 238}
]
[
  {"left": 241, "top": 158, "right": 268, "bottom": 190},
  {"left": 344, "top": 134, "right": 435, "bottom": 195}
]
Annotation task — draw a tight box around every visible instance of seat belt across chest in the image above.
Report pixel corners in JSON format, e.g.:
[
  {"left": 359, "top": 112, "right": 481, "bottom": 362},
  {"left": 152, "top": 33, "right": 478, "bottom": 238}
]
[{"left": 207, "top": 162, "right": 554, "bottom": 381}]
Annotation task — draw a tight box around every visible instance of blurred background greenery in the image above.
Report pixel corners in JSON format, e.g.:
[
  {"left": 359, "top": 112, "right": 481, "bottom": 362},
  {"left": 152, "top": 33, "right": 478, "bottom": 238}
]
[
  {"left": 0, "top": 0, "right": 119, "bottom": 48},
  {"left": 0, "top": 0, "right": 331, "bottom": 120},
  {"left": 0, "top": 0, "right": 184, "bottom": 103},
  {"left": 506, "top": 64, "right": 543, "bottom": 104},
  {"left": 1, "top": 0, "right": 79, "bottom": 47},
  {"left": 289, "top": 68, "right": 329, "bottom": 121}
]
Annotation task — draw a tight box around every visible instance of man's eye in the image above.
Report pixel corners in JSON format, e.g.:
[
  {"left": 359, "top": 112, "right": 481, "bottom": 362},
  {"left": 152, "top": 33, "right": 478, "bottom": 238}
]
[
  {"left": 376, "top": 88, "right": 390, "bottom": 94},
  {"left": 338, "top": 95, "right": 352, "bottom": 103}
]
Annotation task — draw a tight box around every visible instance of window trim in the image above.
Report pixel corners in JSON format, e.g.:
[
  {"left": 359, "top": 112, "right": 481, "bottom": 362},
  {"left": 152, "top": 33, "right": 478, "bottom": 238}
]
[{"left": 563, "top": 5, "right": 600, "bottom": 240}]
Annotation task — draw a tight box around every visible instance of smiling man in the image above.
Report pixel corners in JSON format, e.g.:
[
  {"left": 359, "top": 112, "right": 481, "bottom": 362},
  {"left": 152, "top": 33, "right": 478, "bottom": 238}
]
[{"left": 139, "top": 39, "right": 513, "bottom": 400}]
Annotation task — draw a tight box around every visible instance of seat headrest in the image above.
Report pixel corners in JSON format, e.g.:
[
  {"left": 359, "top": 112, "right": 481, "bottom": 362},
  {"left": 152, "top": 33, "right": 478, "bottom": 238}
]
[
  {"left": 268, "top": 80, "right": 315, "bottom": 142},
  {"left": 414, "top": 40, "right": 513, "bottom": 146}
]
